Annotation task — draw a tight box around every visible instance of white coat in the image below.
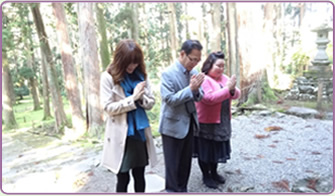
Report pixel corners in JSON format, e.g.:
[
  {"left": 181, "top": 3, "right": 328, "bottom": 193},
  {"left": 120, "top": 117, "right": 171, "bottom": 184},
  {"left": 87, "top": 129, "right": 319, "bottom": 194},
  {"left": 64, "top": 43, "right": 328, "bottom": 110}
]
[{"left": 100, "top": 71, "right": 158, "bottom": 173}]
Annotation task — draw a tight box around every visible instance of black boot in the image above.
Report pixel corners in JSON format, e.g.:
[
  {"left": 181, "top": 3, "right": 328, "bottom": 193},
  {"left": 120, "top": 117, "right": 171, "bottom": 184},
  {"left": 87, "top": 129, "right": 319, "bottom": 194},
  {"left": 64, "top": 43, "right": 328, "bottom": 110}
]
[
  {"left": 198, "top": 160, "right": 218, "bottom": 189},
  {"left": 210, "top": 163, "right": 226, "bottom": 184}
]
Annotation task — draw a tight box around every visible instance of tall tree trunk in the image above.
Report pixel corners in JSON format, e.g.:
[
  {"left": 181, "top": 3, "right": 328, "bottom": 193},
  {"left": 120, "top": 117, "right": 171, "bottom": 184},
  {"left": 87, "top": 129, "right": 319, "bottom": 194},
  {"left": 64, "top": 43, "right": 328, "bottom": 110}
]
[
  {"left": 184, "top": 3, "right": 190, "bottom": 39},
  {"left": 7, "top": 65, "right": 16, "bottom": 106},
  {"left": 168, "top": 3, "right": 178, "bottom": 62},
  {"left": 52, "top": 2, "right": 85, "bottom": 135},
  {"left": 131, "top": 3, "right": 139, "bottom": 41},
  {"left": 263, "top": 3, "right": 283, "bottom": 88},
  {"left": 2, "top": 51, "right": 17, "bottom": 129},
  {"left": 19, "top": 5, "right": 41, "bottom": 110},
  {"left": 78, "top": 3, "right": 103, "bottom": 135},
  {"left": 95, "top": 3, "right": 111, "bottom": 70},
  {"left": 201, "top": 3, "right": 209, "bottom": 56},
  {"left": 41, "top": 54, "right": 52, "bottom": 119},
  {"left": 210, "top": 2, "right": 222, "bottom": 52},
  {"left": 226, "top": 2, "right": 240, "bottom": 82},
  {"left": 31, "top": 3, "right": 68, "bottom": 132},
  {"left": 196, "top": 4, "right": 206, "bottom": 60},
  {"left": 141, "top": 3, "right": 149, "bottom": 51}
]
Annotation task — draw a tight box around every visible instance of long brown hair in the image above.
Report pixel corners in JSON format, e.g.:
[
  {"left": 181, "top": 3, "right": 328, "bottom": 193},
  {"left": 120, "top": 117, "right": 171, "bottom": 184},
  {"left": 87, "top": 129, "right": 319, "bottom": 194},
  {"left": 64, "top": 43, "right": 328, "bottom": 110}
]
[{"left": 107, "top": 39, "right": 147, "bottom": 84}]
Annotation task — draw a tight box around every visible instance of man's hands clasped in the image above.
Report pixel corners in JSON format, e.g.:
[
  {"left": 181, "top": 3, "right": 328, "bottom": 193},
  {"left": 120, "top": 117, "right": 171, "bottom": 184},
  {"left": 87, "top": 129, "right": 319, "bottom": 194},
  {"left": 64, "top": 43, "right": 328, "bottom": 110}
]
[{"left": 190, "top": 73, "right": 205, "bottom": 91}]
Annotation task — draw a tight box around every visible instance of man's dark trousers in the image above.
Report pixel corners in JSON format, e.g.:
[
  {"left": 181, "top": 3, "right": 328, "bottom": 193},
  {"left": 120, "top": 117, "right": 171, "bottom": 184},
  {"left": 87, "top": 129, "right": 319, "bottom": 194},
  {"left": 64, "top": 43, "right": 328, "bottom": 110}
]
[{"left": 162, "top": 116, "right": 195, "bottom": 192}]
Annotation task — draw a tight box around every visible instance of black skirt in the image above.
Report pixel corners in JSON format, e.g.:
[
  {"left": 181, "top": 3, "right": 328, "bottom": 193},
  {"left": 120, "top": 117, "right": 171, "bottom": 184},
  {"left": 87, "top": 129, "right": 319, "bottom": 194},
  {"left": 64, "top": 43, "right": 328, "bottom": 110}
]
[
  {"left": 193, "top": 136, "right": 231, "bottom": 163},
  {"left": 119, "top": 137, "right": 148, "bottom": 173}
]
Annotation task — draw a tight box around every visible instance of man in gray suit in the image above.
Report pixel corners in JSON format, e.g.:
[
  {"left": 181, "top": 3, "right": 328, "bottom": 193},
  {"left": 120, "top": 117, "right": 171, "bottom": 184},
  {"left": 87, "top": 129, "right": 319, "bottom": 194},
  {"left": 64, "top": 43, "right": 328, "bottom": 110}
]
[{"left": 158, "top": 40, "right": 205, "bottom": 192}]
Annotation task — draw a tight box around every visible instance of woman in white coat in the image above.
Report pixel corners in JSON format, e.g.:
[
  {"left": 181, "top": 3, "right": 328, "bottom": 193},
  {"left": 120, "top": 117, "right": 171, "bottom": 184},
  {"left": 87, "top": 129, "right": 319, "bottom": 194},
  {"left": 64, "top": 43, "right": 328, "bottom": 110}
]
[{"left": 100, "top": 39, "right": 157, "bottom": 192}]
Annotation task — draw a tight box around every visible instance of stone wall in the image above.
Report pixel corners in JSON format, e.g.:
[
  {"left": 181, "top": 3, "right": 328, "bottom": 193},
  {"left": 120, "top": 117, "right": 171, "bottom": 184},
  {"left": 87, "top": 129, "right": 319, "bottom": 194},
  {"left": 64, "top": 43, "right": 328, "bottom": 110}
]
[{"left": 285, "top": 76, "right": 333, "bottom": 102}]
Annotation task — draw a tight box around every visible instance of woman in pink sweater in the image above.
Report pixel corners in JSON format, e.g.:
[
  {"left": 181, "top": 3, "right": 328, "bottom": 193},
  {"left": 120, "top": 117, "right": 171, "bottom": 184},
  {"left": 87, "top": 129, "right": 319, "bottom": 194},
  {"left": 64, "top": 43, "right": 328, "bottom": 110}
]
[{"left": 194, "top": 51, "right": 240, "bottom": 189}]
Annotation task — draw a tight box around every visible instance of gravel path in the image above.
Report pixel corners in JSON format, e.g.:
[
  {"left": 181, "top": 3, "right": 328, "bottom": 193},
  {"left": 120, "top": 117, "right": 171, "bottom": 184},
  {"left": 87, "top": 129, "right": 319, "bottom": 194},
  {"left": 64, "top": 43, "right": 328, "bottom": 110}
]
[
  {"left": 186, "top": 111, "right": 333, "bottom": 193},
  {"left": 2, "top": 110, "right": 333, "bottom": 193}
]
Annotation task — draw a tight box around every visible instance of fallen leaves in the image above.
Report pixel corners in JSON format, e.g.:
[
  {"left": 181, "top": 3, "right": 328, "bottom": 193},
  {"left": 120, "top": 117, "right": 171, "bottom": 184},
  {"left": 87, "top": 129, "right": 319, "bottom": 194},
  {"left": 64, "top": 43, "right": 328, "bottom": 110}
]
[
  {"left": 307, "top": 178, "right": 319, "bottom": 192},
  {"left": 255, "top": 134, "right": 270, "bottom": 139},
  {"left": 254, "top": 126, "right": 283, "bottom": 139},
  {"left": 285, "top": 158, "right": 296, "bottom": 161},
  {"left": 265, "top": 126, "right": 283, "bottom": 132},
  {"left": 272, "top": 180, "right": 290, "bottom": 191}
]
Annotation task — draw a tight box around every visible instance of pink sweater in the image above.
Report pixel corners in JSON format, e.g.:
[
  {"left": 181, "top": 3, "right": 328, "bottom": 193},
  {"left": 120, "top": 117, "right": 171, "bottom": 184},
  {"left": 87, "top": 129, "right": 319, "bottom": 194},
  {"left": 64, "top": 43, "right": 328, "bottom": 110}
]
[{"left": 196, "top": 75, "right": 241, "bottom": 124}]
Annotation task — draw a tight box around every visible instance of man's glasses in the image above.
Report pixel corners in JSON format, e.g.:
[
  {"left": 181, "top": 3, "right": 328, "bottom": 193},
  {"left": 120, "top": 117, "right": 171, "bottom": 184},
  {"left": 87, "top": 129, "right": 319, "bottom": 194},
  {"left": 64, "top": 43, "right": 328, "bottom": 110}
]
[{"left": 187, "top": 55, "right": 201, "bottom": 63}]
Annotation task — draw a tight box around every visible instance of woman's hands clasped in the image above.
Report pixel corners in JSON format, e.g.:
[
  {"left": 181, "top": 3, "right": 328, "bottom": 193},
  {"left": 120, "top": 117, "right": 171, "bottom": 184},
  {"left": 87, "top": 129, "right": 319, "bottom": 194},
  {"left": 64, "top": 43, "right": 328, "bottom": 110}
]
[
  {"left": 133, "top": 81, "right": 146, "bottom": 101},
  {"left": 226, "top": 75, "right": 236, "bottom": 91}
]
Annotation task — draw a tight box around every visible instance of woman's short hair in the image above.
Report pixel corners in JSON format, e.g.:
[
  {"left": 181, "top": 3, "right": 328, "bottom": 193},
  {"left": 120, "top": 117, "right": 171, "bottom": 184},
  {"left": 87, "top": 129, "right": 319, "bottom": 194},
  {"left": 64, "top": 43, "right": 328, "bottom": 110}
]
[
  {"left": 107, "top": 39, "right": 147, "bottom": 84},
  {"left": 180, "top": 40, "right": 203, "bottom": 55},
  {"left": 201, "top": 51, "right": 225, "bottom": 75}
]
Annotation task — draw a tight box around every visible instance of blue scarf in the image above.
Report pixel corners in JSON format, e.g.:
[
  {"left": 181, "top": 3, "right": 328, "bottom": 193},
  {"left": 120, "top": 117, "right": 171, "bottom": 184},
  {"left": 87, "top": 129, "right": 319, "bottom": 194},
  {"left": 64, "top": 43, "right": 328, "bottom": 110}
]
[{"left": 120, "top": 70, "right": 149, "bottom": 141}]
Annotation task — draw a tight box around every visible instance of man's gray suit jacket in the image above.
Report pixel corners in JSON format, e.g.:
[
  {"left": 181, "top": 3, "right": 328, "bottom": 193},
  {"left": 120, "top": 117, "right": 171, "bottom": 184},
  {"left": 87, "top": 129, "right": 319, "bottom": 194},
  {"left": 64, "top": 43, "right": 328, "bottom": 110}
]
[{"left": 158, "top": 61, "right": 203, "bottom": 139}]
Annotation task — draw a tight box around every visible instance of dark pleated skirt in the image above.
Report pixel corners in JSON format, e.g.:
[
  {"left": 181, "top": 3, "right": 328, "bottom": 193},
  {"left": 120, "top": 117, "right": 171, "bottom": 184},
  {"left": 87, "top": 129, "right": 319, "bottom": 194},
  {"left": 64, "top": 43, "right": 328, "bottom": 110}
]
[
  {"left": 193, "top": 136, "right": 231, "bottom": 163},
  {"left": 119, "top": 137, "right": 148, "bottom": 173}
]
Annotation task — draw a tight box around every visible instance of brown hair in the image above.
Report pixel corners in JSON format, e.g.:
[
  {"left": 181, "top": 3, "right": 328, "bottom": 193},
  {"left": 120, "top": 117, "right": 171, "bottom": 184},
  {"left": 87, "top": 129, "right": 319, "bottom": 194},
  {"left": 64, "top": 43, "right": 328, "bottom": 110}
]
[
  {"left": 201, "top": 51, "right": 225, "bottom": 75},
  {"left": 107, "top": 39, "right": 147, "bottom": 84}
]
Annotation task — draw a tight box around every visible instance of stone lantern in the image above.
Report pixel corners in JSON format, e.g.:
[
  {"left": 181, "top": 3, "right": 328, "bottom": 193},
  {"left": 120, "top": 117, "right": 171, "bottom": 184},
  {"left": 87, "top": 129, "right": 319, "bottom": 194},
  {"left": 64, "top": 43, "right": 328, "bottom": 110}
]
[
  {"left": 286, "top": 23, "right": 333, "bottom": 106},
  {"left": 305, "top": 23, "right": 333, "bottom": 109},
  {"left": 304, "top": 23, "right": 333, "bottom": 78}
]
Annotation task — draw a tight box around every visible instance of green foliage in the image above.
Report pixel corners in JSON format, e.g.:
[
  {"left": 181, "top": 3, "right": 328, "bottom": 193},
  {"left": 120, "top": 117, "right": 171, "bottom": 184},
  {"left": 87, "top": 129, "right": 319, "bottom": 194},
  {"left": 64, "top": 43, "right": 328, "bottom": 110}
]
[
  {"left": 243, "top": 79, "right": 277, "bottom": 107},
  {"left": 284, "top": 50, "right": 310, "bottom": 76},
  {"left": 3, "top": 95, "right": 72, "bottom": 133},
  {"left": 53, "top": 47, "right": 66, "bottom": 96},
  {"left": 3, "top": 96, "right": 50, "bottom": 130},
  {"left": 19, "top": 66, "right": 35, "bottom": 79},
  {"left": 14, "top": 85, "right": 30, "bottom": 99},
  {"left": 146, "top": 91, "right": 161, "bottom": 137},
  {"left": 243, "top": 93, "right": 258, "bottom": 107},
  {"left": 262, "top": 82, "right": 277, "bottom": 102}
]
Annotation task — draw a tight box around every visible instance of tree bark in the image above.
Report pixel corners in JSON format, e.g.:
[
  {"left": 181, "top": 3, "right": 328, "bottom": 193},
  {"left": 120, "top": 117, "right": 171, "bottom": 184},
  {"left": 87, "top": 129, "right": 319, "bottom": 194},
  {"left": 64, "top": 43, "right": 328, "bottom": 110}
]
[
  {"left": 226, "top": 2, "right": 239, "bottom": 82},
  {"left": 19, "top": 4, "right": 41, "bottom": 110},
  {"left": 95, "top": 3, "right": 111, "bottom": 70},
  {"left": 168, "top": 3, "right": 178, "bottom": 62},
  {"left": 78, "top": 3, "right": 103, "bottom": 135},
  {"left": 263, "top": 3, "right": 283, "bottom": 88},
  {"left": 131, "top": 3, "right": 139, "bottom": 41},
  {"left": 41, "top": 53, "right": 52, "bottom": 119},
  {"left": 2, "top": 51, "right": 17, "bottom": 129},
  {"left": 31, "top": 3, "right": 68, "bottom": 132},
  {"left": 52, "top": 2, "right": 86, "bottom": 135},
  {"left": 141, "top": 3, "right": 149, "bottom": 51},
  {"left": 184, "top": 3, "right": 190, "bottom": 39},
  {"left": 210, "top": 2, "right": 222, "bottom": 51}
]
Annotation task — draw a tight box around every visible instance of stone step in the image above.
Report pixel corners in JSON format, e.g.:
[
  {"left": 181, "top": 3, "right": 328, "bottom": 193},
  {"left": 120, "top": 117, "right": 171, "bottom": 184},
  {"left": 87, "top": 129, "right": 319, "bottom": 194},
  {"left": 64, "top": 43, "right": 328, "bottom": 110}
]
[{"left": 127, "top": 174, "right": 165, "bottom": 193}]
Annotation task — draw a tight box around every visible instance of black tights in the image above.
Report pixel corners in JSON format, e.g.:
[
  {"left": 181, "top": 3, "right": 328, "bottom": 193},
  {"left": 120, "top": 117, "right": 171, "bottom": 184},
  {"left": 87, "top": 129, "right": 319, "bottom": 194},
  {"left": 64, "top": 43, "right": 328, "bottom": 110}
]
[{"left": 116, "top": 167, "right": 146, "bottom": 192}]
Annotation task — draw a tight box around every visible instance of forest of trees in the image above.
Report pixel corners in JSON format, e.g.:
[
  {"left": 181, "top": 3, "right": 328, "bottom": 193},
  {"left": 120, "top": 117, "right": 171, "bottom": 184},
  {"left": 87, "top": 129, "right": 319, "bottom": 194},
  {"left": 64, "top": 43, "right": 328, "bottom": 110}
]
[{"left": 2, "top": 2, "right": 333, "bottom": 136}]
